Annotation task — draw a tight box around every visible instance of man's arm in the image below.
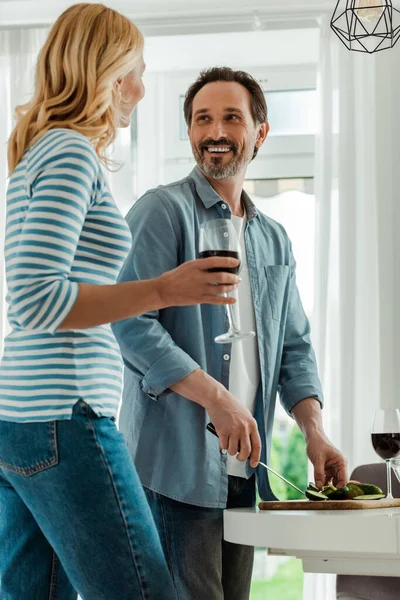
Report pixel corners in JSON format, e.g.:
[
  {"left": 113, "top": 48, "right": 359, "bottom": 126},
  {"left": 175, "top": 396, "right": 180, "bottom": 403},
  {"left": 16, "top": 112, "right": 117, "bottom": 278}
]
[{"left": 171, "top": 370, "right": 261, "bottom": 467}]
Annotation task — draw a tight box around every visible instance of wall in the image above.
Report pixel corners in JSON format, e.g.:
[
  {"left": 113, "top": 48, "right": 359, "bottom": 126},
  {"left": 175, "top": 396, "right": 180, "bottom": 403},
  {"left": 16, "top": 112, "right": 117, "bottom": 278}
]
[{"left": 143, "top": 29, "right": 319, "bottom": 72}]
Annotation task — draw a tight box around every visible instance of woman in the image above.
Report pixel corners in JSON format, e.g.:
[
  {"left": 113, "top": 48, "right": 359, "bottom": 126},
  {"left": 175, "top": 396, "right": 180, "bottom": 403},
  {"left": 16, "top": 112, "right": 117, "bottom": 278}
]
[{"left": 0, "top": 4, "right": 239, "bottom": 600}]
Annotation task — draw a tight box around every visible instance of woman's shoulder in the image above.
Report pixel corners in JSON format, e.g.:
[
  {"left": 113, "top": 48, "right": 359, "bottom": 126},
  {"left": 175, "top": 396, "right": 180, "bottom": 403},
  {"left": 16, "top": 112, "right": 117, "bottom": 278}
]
[
  {"left": 30, "top": 128, "right": 97, "bottom": 159},
  {"left": 26, "top": 128, "right": 100, "bottom": 181}
]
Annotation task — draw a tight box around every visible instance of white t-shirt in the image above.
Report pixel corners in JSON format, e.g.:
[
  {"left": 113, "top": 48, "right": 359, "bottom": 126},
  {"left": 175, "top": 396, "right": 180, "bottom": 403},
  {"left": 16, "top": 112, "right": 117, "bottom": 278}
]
[{"left": 226, "top": 213, "right": 261, "bottom": 478}]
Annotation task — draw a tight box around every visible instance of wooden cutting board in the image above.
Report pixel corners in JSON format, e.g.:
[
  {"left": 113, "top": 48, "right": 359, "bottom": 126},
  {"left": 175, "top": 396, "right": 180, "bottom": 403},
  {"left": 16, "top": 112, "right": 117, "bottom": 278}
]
[{"left": 259, "top": 498, "right": 400, "bottom": 510}]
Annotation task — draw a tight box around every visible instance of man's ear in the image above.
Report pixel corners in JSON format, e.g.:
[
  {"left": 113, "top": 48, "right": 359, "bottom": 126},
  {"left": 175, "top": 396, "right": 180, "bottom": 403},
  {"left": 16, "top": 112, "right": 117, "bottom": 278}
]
[{"left": 255, "top": 122, "right": 269, "bottom": 149}]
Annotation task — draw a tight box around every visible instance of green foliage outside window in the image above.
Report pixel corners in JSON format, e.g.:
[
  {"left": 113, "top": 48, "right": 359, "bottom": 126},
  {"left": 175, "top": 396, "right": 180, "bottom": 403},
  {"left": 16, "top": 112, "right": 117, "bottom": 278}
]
[
  {"left": 256, "top": 422, "right": 308, "bottom": 502},
  {"left": 269, "top": 423, "right": 308, "bottom": 500}
]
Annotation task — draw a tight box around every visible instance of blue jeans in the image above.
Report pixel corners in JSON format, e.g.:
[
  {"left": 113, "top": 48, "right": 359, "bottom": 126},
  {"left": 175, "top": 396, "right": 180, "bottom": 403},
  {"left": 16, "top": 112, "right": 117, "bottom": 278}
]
[
  {"left": 144, "top": 475, "right": 256, "bottom": 600},
  {"left": 0, "top": 400, "right": 177, "bottom": 600}
]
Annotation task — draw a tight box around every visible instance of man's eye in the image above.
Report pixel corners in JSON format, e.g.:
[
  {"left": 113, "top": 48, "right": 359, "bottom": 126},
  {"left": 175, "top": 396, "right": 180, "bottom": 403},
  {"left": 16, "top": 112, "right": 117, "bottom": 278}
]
[
  {"left": 197, "top": 115, "right": 209, "bottom": 122},
  {"left": 226, "top": 114, "right": 239, "bottom": 120}
]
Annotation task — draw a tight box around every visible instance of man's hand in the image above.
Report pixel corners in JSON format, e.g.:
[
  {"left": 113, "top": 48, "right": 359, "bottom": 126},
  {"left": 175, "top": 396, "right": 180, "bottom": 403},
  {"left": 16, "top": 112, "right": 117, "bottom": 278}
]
[
  {"left": 306, "top": 432, "right": 348, "bottom": 490},
  {"left": 206, "top": 389, "right": 261, "bottom": 468},
  {"left": 171, "top": 369, "right": 261, "bottom": 468},
  {"left": 291, "top": 397, "right": 348, "bottom": 489}
]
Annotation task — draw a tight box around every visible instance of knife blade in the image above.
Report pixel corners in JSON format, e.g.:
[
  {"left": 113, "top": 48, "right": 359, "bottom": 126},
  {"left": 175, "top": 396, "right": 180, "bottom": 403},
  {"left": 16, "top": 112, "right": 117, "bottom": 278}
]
[{"left": 257, "top": 462, "right": 306, "bottom": 496}]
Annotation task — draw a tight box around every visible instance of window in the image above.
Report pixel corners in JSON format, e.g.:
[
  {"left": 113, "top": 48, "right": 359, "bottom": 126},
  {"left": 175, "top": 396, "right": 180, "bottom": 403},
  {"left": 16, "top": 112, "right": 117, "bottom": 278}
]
[
  {"left": 265, "top": 89, "right": 318, "bottom": 137},
  {"left": 107, "top": 113, "right": 138, "bottom": 216}
]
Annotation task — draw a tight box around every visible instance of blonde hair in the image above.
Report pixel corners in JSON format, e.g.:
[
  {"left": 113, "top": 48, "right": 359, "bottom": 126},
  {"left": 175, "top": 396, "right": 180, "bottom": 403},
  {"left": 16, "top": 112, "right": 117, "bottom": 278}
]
[{"left": 8, "top": 3, "right": 144, "bottom": 174}]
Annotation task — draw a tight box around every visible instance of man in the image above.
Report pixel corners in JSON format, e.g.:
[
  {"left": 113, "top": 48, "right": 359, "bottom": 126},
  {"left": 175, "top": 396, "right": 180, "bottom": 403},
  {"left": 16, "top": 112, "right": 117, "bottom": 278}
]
[{"left": 112, "top": 67, "right": 347, "bottom": 600}]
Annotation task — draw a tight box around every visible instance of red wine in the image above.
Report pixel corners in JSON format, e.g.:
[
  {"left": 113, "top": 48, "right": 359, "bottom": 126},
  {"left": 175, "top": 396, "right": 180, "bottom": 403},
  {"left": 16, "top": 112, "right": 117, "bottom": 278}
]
[
  {"left": 371, "top": 433, "right": 400, "bottom": 460},
  {"left": 199, "top": 250, "right": 240, "bottom": 275}
]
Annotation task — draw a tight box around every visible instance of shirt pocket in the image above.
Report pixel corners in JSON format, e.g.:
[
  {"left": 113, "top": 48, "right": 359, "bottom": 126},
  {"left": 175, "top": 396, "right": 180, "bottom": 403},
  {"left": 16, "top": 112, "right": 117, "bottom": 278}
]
[
  {"left": 0, "top": 420, "right": 58, "bottom": 477},
  {"left": 265, "top": 265, "right": 290, "bottom": 322}
]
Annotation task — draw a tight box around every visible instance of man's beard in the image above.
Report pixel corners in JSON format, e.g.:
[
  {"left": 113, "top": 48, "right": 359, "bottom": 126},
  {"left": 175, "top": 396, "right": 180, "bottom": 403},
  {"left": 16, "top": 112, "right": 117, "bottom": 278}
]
[{"left": 192, "top": 138, "right": 248, "bottom": 180}]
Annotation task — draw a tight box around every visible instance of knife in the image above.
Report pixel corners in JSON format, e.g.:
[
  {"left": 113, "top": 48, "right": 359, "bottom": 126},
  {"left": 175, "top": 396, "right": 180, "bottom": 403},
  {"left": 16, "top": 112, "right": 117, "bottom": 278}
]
[{"left": 206, "top": 422, "right": 307, "bottom": 497}]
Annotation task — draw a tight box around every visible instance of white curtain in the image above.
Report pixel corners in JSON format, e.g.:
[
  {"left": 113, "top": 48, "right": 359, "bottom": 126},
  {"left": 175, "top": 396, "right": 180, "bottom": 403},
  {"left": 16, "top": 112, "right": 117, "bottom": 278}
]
[
  {"left": 313, "top": 15, "right": 383, "bottom": 475},
  {"left": 0, "top": 27, "right": 48, "bottom": 351},
  {"left": 305, "top": 15, "right": 400, "bottom": 600}
]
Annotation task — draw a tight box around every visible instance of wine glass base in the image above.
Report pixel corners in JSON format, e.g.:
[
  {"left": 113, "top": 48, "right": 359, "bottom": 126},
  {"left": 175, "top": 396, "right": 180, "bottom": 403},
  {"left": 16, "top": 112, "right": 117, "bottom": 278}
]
[{"left": 214, "top": 330, "right": 256, "bottom": 344}]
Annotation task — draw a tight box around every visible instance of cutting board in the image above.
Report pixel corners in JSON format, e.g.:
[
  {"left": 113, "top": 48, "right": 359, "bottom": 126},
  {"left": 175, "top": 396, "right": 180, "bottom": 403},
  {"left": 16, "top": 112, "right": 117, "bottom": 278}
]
[{"left": 259, "top": 498, "right": 400, "bottom": 510}]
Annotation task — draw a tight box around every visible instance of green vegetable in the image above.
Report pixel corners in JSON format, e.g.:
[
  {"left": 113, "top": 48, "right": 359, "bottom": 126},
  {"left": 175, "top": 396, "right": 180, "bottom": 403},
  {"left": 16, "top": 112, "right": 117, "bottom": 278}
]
[
  {"left": 305, "top": 490, "right": 328, "bottom": 501},
  {"left": 327, "top": 486, "right": 351, "bottom": 500},
  {"left": 321, "top": 485, "right": 331, "bottom": 492},
  {"left": 307, "top": 483, "right": 319, "bottom": 493},
  {"left": 347, "top": 483, "right": 364, "bottom": 499},
  {"left": 357, "top": 483, "right": 383, "bottom": 496},
  {"left": 305, "top": 481, "right": 385, "bottom": 504},
  {"left": 353, "top": 494, "right": 385, "bottom": 501},
  {"left": 322, "top": 483, "right": 337, "bottom": 497}
]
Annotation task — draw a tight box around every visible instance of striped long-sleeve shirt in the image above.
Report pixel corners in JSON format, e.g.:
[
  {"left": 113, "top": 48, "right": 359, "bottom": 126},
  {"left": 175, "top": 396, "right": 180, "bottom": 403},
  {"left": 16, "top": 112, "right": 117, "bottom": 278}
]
[{"left": 0, "top": 128, "right": 132, "bottom": 422}]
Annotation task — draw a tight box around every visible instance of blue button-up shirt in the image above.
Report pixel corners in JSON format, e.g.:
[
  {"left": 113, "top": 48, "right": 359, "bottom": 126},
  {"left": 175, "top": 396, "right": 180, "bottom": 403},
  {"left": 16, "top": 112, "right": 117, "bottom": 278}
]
[{"left": 112, "top": 167, "right": 323, "bottom": 508}]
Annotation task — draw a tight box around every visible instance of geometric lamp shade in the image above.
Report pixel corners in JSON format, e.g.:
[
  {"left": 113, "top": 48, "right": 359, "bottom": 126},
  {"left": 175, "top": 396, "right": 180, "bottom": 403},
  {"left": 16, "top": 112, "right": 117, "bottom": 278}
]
[{"left": 331, "top": 0, "right": 400, "bottom": 53}]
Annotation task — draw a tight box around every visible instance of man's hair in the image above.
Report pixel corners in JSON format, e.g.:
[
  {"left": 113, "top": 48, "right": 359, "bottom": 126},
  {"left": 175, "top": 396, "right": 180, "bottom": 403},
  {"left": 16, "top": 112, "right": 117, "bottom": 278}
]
[{"left": 183, "top": 66, "right": 268, "bottom": 127}]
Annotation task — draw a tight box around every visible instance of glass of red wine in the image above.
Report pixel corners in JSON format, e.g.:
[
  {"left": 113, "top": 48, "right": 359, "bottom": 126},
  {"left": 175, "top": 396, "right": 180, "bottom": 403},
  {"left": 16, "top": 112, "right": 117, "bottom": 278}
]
[
  {"left": 199, "top": 219, "right": 255, "bottom": 343},
  {"left": 371, "top": 408, "right": 400, "bottom": 498},
  {"left": 392, "top": 458, "right": 400, "bottom": 485}
]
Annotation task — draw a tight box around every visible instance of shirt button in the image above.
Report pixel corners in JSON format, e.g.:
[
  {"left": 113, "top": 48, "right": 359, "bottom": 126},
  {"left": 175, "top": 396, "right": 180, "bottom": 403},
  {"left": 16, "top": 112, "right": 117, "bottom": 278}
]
[
  {"left": 223, "top": 354, "right": 230, "bottom": 361},
  {"left": 221, "top": 203, "right": 227, "bottom": 209}
]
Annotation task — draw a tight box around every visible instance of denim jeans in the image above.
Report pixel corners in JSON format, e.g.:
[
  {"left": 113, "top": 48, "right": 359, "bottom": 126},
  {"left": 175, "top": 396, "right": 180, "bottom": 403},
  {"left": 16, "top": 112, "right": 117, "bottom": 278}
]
[
  {"left": 0, "top": 400, "right": 177, "bottom": 600},
  {"left": 144, "top": 475, "right": 256, "bottom": 600}
]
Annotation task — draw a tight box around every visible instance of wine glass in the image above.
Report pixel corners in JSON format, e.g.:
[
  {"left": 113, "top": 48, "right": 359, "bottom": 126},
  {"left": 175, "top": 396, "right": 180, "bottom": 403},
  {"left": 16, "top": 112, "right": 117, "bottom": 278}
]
[
  {"left": 371, "top": 408, "right": 400, "bottom": 499},
  {"left": 391, "top": 457, "right": 400, "bottom": 485},
  {"left": 199, "top": 219, "right": 255, "bottom": 344}
]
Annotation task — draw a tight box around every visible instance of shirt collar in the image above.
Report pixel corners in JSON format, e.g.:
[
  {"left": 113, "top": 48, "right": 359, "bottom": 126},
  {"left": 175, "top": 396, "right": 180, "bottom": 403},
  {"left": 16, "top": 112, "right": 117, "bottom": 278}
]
[
  {"left": 241, "top": 189, "right": 258, "bottom": 222},
  {"left": 189, "top": 166, "right": 259, "bottom": 222}
]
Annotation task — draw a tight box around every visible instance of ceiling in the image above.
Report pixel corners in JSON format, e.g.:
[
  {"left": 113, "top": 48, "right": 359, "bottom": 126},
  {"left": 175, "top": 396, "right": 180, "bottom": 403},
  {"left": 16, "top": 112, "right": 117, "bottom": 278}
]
[
  {"left": 0, "top": 0, "right": 336, "bottom": 31},
  {"left": 0, "top": 0, "right": 334, "bottom": 6}
]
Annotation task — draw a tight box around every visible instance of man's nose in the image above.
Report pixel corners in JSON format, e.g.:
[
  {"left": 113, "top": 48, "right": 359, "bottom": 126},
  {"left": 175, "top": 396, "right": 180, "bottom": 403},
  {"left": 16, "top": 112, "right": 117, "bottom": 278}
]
[{"left": 208, "top": 120, "right": 227, "bottom": 140}]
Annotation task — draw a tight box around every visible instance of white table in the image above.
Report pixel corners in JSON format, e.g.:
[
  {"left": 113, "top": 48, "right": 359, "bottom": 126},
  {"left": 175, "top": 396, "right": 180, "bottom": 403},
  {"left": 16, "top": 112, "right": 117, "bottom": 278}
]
[{"left": 224, "top": 507, "right": 400, "bottom": 576}]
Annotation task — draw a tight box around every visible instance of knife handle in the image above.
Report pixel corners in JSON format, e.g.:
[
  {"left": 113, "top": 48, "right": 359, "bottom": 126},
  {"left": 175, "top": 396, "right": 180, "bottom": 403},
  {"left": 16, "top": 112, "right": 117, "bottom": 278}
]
[
  {"left": 206, "top": 422, "right": 218, "bottom": 437},
  {"left": 206, "top": 422, "right": 241, "bottom": 452}
]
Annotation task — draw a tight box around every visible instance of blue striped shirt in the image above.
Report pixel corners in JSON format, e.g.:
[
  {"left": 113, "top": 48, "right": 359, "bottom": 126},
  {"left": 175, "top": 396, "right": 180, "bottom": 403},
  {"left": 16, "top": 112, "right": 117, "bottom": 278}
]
[{"left": 0, "top": 129, "right": 132, "bottom": 422}]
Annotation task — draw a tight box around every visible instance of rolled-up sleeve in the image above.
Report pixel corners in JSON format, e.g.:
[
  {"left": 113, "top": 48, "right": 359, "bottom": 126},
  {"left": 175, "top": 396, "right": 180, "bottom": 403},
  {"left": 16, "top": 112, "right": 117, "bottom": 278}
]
[
  {"left": 112, "top": 192, "right": 200, "bottom": 399},
  {"left": 278, "top": 246, "right": 323, "bottom": 413},
  {"left": 7, "top": 138, "right": 97, "bottom": 333}
]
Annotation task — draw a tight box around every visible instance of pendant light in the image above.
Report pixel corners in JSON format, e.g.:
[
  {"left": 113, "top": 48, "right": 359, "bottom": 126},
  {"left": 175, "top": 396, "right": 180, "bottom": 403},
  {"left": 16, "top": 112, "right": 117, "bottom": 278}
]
[{"left": 331, "top": 0, "right": 400, "bottom": 53}]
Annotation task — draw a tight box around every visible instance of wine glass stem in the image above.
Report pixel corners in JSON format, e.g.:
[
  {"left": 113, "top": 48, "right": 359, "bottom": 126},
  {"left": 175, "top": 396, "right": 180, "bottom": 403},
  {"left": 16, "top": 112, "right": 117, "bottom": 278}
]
[
  {"left": 224, "top": 294, "right": 239, "bottom": 333},
  {"left": 386, "top": 459, "right": 393, "bottom": 499}
]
